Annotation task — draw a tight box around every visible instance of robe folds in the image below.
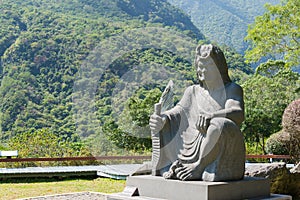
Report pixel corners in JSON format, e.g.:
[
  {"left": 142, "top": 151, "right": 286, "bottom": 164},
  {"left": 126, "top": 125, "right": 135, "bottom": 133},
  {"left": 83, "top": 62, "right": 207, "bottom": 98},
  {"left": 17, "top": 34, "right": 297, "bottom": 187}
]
[{"left": 152, "top": 84, "right": 245, "bottom": 181}]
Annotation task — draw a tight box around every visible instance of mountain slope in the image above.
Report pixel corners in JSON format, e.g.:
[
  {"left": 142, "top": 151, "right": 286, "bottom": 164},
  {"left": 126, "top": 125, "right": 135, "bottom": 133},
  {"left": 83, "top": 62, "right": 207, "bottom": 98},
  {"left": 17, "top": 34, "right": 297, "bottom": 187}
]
[
  {"left": 167, "top": 0, "right": 280, "bottom": 53},
  {"left": 0, "top": 0, "right": 204, "bottom": 141},
  {"left": 0, "top": 0, "right": 252, "bottom": 154}
]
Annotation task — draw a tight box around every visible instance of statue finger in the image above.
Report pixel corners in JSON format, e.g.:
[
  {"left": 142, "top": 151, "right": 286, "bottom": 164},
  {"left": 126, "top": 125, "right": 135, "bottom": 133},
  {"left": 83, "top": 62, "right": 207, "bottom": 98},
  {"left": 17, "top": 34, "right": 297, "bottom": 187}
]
[
  {"left": 149, "top": 121, "right": 157, "bottom": 127},
  {"left": 149, "top": 123, "right": 160, "bottom": 131},
  {"left": 150, "top": 118, "right": 163, "bottom": 126},
  {"left": 149, "top": 118, "right": 157, "bottom": 124},
  {"left": 149, "top": 126, "right": 156, "bottom": 131},
  {"left": 149, "top": 116, "right": 157, "bottom": 123},
  {"left": 151, "top": 114, "right": 161, "bottom": 120}
]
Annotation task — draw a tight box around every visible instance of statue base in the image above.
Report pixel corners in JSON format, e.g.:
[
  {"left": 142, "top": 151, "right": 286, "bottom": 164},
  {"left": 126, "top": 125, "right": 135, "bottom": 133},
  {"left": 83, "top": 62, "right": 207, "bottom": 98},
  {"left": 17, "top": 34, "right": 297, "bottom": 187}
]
[{"left": 108, "top": 175, "right": 292, "bottom": 200}]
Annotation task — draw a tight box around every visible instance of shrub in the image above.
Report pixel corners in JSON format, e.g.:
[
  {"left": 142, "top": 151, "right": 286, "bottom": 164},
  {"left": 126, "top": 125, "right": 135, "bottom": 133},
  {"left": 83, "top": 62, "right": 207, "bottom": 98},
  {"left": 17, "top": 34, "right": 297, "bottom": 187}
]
[
  {"left": 266, "top": 131, "right": 289, "bottom": 155},
  {"left": 282, "top": 99, "right": 300, "bottom": 163},
  {"left": 266, "top": 99, "right": 300, "bottom": 163},
  {"left": 4, "top": 129, "right": 94, "bottom": 167},
  {"left": 282, "top": 98, "right": 300, "bottom": 137}
]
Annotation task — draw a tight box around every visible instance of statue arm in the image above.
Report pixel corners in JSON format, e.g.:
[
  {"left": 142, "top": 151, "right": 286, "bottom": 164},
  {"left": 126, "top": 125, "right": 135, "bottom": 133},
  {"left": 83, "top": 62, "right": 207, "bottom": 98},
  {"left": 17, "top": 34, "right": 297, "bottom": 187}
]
[
  {"left": 150, "top": 86, "right": 192, "bottom": 133},
  {"left": 211, "top": 83, "right": 244, "bottom": 126},
  {"left": 150, "top": 105, "right": 183, "bottom": 133}
]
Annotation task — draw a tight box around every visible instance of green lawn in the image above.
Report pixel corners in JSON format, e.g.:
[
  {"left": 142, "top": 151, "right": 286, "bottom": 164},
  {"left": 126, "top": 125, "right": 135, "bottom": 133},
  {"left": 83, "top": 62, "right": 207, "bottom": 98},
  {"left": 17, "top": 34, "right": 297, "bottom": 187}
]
[{"left": 0, "top": 178, "right": 125, "bottom": 200}]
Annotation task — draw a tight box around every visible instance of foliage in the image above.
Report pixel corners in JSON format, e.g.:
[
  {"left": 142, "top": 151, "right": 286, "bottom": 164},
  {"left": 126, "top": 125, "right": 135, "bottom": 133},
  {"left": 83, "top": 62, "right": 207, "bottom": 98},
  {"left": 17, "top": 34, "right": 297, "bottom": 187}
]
[
  {"left": 0, "top": 0, "right": 204, "bottom": 145},
  {"left": 245, "top": 0, "right": 300, "bottom": 67},
  {"left": 127, "top": 88, "right": 162, "bottom": 127},
  {"left": 0, "top": 0, "right": 278, "bottom": 155},
  {"left": 221, "top": 45, "right": 253, "bottom": 74},
  {"left": 245, "top": 141, "right": 265, "bottom": 156},
  {"left": 103, "top": 119, "right": 152, "bottom": 153},
  {"left": 255, "top": 60, "right": 286, "bottom": 77},
  {"left": 265, "top": 131, "right": 289, "bottom": 155},
  {"left": 117, "top": 0, "right": 204, "bottom": 40},
  {"left": 103, "top": 87, "right": 161, "bottom": 152},
  {"left": 221, "top": 44, "right": 254, "bottom": 84},
  {"left": 242, "top": 67, "right": 299, "bottom": 153},
  {"left": 95, "top": 46, "right": 196, "bottom": 153},
  {"left": 266, "top": 98, "right": 300, "bottom": 163},
  {"left": 6, "top": 129, "right": 92, "bottom": 167}
]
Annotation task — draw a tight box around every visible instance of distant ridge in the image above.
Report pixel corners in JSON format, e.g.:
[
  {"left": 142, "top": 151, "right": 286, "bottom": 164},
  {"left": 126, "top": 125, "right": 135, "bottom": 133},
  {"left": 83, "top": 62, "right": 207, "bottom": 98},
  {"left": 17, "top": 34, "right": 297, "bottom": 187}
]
[{"left": 167, "top": 0, "right": 280, "bottom": 53}]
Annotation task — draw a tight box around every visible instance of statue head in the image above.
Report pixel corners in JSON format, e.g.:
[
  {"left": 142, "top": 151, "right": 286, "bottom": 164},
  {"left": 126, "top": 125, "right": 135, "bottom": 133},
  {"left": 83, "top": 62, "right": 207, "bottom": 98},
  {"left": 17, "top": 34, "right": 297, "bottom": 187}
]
[{"left": 195, "top": 44, "right": 231, "bottom": 86}]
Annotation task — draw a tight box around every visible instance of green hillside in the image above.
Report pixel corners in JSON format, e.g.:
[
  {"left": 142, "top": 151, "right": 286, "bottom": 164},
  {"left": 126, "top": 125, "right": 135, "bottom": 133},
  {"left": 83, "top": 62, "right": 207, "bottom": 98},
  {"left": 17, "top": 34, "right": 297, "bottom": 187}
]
[
  {"left": 0, "top": 0, "right": 204, "bottom": 152},
  {"left": 0, "top": 0, "right": 252, "bottom": 155},
  {"left": 167, "top": 0, "right": 280, "bottom": 53}
]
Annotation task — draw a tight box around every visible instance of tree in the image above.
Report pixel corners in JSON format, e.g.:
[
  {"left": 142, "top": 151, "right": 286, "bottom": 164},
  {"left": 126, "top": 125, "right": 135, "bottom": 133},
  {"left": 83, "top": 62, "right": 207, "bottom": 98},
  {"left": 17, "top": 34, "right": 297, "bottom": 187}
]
[
  {"left": 242, "top": 68, "right": 299, "bottom": 153},
  {"left": 103, "top": 87, "right": 161, "bottom": 153},
  {"left": 8, "top": 129, "right": 92, "bottom": 167},
  {"left": 126, "top": 88, "right": 161, "bottom": 127},
  {"left": 245, "top": 0, "right": 300, "bottom": 67}
]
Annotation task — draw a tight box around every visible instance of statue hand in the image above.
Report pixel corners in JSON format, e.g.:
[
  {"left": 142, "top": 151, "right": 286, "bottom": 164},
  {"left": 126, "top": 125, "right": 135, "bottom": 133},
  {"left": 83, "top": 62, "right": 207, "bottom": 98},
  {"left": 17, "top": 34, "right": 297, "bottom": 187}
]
[
  {"left": 149, "top": 114, "right": 166, "bottom": 133},
  {"left": 196, "top": 113, "right": 213, "bottom": 133}
]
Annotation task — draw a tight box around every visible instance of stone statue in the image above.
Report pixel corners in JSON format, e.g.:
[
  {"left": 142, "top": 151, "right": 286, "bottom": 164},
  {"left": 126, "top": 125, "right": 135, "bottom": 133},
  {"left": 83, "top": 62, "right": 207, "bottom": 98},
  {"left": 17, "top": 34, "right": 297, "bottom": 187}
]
[{"left": 149, "top": 44, "right": 245, "bottom": 182}]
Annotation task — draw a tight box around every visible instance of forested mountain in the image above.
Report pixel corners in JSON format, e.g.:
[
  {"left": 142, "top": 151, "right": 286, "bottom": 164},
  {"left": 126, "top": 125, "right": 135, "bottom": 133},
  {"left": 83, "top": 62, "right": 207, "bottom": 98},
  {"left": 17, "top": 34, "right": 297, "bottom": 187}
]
[
  {"left": 167, "top": 0, "right": 280, "bottom": 53},
  {"left": 0, "top": 0, "right": 252, "bottom": 154}
]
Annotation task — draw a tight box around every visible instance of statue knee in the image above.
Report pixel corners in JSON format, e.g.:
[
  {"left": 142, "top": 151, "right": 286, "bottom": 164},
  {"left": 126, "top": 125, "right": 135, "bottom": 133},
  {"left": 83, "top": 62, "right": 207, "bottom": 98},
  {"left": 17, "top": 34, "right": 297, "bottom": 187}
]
[{"left": 207, "top": 117, "right": 226, "bottom": 134}]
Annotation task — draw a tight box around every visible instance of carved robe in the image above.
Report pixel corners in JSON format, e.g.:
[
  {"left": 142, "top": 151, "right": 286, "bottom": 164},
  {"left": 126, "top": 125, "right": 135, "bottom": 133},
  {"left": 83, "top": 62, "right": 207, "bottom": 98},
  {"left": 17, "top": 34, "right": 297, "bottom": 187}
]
[{"left": 152, "top": 84, "right": 245, "bottom": 181}]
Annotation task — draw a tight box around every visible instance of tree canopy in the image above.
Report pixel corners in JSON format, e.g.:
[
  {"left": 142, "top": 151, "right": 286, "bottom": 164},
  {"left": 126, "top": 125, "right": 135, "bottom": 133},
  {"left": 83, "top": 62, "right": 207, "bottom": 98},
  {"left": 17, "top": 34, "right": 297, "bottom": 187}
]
[
  {"left": 242, "top": 67, "right": 299, "bottom": 153},
  {"left": 245, "top": 0, "right": 300, "bottom": 67}
]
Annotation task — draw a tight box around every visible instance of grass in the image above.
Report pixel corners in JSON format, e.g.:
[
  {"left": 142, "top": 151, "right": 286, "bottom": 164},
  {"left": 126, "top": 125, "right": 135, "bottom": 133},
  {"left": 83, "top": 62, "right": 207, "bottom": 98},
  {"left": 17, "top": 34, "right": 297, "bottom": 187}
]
[{"left": 0, "top": 177, "right": 126, "bottom": 200}]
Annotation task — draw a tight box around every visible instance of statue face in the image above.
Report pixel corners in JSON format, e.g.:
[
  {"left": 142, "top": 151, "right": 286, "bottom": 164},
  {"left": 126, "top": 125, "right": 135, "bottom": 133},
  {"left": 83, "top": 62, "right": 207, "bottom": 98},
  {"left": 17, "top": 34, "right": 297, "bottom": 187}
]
[
  {"left": 195, "top": 45, "right": 221, "bottom": 83},
  {"left": 196, "top": 61, "right": 220, "bottom": 83},
  {"left": 199, "top": 44, "right": 212, "bottom": 57}
]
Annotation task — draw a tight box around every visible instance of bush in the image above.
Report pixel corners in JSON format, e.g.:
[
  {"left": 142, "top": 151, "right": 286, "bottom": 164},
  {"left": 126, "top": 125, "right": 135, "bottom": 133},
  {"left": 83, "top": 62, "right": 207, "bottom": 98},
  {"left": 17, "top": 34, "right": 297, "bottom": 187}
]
[
  {"left": 282, "top": 99, "right": 300, "bottom": 163},
  {"left": 266, "top": 131, "right": 289, "bottom": 155},
  {"left": 266, "top": 99, "right": 300, "bottom": 163},
  {"left": 282, "top": 98, "right": 300, "bottom": 137},
  {"left": 3, "top": 129, "right": 94, "bottom": 168}
]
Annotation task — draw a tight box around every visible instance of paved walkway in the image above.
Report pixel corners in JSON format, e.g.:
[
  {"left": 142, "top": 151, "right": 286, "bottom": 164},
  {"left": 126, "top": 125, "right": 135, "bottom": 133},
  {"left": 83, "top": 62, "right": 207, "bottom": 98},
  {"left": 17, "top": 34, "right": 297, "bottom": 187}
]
[{"left": 0, "top": 164, "right": 145, "bottom": 179}]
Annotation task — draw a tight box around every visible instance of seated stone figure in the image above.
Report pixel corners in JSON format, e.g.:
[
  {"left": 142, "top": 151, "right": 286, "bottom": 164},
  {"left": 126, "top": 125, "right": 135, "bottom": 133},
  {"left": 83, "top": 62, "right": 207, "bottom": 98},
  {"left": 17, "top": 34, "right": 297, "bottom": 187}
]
[{"left": 149, "top": 44, "right": 245, "bottom": 181}]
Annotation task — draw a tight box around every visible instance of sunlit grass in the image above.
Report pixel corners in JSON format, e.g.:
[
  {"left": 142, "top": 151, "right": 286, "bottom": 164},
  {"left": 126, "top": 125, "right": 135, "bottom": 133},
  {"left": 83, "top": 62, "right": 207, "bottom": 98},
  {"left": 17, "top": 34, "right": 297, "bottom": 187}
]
[{"left": 0, "top": 177, "right": 125, "bottom": 200}]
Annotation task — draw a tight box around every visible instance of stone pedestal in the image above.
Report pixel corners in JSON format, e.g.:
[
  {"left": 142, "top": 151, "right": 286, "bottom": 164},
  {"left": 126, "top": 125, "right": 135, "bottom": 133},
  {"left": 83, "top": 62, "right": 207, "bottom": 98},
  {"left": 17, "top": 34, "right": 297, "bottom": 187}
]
[{"left": 108, "top": 175, "right": 291, "bottom": 200}]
